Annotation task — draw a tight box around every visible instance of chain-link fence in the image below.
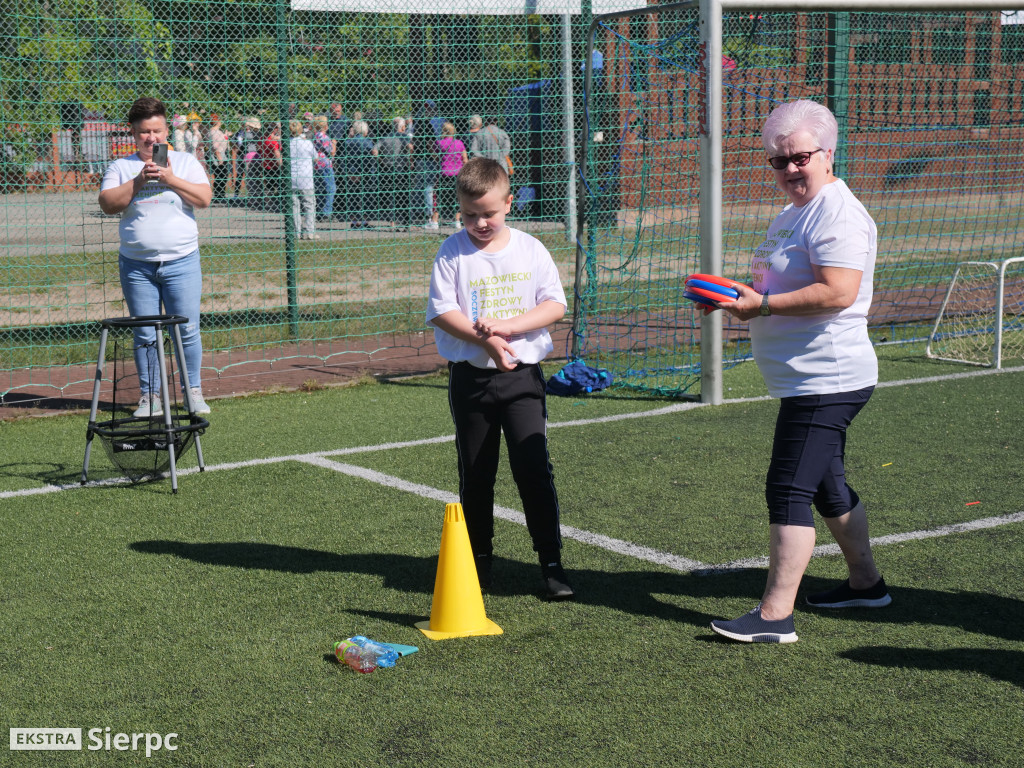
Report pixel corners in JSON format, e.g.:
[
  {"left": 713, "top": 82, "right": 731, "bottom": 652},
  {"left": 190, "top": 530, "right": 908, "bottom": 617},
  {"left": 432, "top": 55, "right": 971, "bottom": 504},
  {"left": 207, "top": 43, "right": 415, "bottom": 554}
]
[
  {"left": 2, "top": 4, "right": 1023, "bottom": 400},
  {"left": 2, "top": 0, "right": 609, "bottom": 401}
]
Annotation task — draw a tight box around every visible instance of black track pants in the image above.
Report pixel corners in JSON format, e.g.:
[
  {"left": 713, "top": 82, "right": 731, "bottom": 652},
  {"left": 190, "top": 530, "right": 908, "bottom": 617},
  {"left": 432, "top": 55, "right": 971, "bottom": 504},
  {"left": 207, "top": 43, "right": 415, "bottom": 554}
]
[{"left": 447, "top": 361, "right": 563, "bottom": 563}]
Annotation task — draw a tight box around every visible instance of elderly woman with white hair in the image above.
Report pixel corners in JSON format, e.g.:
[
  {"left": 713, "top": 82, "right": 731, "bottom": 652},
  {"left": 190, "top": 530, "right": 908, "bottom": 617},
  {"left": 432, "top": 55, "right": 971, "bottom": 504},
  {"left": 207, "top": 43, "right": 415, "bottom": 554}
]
[
  {"left": 709, "top": 99, "right": 891, "bottom": 644},
  {"left": 343, "top": 119, "right": 377, "bottom": 230}
]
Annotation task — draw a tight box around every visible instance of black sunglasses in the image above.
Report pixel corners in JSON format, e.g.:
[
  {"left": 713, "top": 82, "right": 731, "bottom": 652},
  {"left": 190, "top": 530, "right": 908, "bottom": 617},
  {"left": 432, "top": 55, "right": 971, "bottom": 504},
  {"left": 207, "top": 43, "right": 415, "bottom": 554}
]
[{"left": 767, "top": 148, "right": 825, "bottom": 170}]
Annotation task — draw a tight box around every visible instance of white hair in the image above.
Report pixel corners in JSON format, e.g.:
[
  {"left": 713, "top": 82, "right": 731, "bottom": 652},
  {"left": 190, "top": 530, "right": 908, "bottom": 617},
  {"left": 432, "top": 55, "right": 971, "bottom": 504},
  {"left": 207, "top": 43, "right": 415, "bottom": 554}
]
[
  {"left": 352, "top": 120, "right": 369, "bottom": 137},
  {"left": 393, "top": 116, "right": 406, "bottom": 133},
  {"left": 762, "top": 100, "right": 838, "bottom": 156}
]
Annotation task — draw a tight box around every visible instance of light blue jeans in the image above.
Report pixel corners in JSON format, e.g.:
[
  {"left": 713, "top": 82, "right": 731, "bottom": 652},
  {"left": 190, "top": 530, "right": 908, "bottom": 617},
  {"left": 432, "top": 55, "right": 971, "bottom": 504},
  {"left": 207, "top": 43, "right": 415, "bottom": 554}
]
[
  {"left": 292, "top": 188, "right": 316, "bottom": 236},
  {"left": 118, "top": 250, "right": 203, "bottom": 394},
  {"left": 315, "top": 167, "right": 335, "bottom": 215},
  {"left": 423, "top": 184, "right": 435, "bottom": 220}
]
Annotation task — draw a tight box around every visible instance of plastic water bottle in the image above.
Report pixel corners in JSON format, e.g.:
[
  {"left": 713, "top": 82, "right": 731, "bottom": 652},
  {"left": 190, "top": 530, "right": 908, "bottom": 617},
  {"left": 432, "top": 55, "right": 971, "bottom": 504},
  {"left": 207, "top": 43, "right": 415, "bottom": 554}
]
[
  {"left": 349, "top": 636, "right": 399, "bottom": 668},
  {"left": 334, "top": 640, "right": 376, "bottom": 674}
]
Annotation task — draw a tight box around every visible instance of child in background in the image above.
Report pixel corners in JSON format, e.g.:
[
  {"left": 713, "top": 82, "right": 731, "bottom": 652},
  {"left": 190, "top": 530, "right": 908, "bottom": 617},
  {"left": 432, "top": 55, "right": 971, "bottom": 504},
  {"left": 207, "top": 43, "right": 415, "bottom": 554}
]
[
  {"left": 426, "top": 158, "right": 574, "bottom": 600},
  {"left": 288, "top": 120, "right": 318, "bottom": 240}
]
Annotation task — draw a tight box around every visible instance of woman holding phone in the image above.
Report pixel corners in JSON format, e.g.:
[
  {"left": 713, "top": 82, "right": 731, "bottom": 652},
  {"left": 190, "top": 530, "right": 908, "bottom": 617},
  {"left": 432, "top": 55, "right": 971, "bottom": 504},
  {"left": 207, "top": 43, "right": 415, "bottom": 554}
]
[{"left": 98, "top": 96, "right": 213, "bottom": 417}]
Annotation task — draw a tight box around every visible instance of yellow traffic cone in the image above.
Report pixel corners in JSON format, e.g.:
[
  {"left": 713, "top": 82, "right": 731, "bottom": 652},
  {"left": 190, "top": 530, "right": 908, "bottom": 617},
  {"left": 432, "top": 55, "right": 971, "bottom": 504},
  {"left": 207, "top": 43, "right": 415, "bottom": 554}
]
[{"left": 415, "top": 503, "right": 503, "bottom": 640}]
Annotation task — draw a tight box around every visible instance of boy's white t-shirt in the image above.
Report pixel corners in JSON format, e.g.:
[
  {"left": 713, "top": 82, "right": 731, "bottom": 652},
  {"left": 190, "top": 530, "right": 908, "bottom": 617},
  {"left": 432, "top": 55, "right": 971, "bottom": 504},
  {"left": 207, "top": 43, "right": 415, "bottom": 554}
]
[
  {"left": 427, "top": 227, "right": 567, "bottom": 369},
  {"left": 749, "top": 178, "right": 878, "bottom": 398},
  {"left": 100, "top": 150, "right": 209, "bottom": 262},
  {"left": 289, "top": 136, "right": 317, "bottom": 190}
]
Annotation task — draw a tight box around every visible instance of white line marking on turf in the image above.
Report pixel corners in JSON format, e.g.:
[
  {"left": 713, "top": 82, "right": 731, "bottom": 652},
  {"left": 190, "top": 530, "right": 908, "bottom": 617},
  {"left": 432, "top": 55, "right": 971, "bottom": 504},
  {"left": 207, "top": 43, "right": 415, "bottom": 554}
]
[
  {"left": 699, "top": 510, "right": 1024, "bottom": 573},
  {"left": 3, "top": 366, "right": 1022, "bottom": 573},
  {"left": 303, "top": 455, "right": 709, "bottom": 572}
]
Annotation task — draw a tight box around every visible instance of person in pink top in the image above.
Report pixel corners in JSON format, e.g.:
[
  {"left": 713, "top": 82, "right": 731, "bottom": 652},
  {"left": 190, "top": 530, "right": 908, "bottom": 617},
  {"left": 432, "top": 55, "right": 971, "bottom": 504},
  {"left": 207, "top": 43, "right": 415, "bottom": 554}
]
[{"left": 431, "top": 122, "right": 468, "bottom": 229}]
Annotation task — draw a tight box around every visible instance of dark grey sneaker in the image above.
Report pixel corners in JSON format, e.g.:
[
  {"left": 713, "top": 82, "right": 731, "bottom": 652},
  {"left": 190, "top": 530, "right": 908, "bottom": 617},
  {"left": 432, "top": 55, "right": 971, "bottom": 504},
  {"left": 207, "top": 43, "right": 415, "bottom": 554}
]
[
  {"left": 806, "top": 577, "right": 892, "bottom": 609},
  {"left": 541, "top": 562, "right": 575, "bottom": 601},
  {"left": 710, "top": 605, "right": 798, "bottom": 644}
]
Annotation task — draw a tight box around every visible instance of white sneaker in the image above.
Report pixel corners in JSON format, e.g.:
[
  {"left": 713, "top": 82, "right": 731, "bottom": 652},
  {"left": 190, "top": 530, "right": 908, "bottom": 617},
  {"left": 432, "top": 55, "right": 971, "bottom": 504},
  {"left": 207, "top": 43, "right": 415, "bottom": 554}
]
[
  {"left": 188, "top": 387, "right": 211, "bottom": 415},
  {"left": 133, "top": 393, "right": 163, "bottom": 418},
  {"left": 422, "top": 221, "right": 439, "bottom": 230},
  {"left": 454, "top": 220, "right": 463, "bottom": 230}
]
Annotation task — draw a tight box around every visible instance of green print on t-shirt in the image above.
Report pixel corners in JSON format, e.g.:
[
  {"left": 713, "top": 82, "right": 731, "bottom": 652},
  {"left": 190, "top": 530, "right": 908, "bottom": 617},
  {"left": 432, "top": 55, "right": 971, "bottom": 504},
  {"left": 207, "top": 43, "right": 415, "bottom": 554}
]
[{"left": 470, "top": 271, "right": 532, "bottom": 319}]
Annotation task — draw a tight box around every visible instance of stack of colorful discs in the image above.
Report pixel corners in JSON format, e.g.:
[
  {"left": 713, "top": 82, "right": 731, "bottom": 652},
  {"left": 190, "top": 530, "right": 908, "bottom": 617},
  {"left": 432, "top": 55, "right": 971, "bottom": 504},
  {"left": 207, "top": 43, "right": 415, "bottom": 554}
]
[{"left": 684, "top": 273, "right": 740, "bottom": 308}]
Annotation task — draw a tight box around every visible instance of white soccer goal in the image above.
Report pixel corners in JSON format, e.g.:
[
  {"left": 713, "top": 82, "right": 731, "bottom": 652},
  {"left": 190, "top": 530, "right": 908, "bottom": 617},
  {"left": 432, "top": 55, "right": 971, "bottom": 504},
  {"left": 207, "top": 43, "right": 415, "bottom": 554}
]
[{"left": 926, "top": 257, "right": 1024, "bottom": 368}]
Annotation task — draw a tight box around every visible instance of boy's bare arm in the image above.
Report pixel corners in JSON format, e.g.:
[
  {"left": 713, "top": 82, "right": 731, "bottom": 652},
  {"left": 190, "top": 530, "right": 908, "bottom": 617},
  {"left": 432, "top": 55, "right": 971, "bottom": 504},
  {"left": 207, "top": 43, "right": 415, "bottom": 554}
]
[
  {"left": 473, "top": 299, "right": 565, "bottom": 340},
  {"left": 429, "top": 310, "right": 519, "bottom": 371}
]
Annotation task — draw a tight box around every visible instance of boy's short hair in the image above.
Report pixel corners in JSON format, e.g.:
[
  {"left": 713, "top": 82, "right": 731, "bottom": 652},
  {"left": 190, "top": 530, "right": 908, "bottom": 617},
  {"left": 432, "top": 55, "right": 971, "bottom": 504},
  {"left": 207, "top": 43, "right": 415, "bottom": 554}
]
[
  {"left": 456, "top": 158, "right": 510, "bottom": 200},
  {"left": 127, "top": 97, "right": 166, "bottom": 127}
]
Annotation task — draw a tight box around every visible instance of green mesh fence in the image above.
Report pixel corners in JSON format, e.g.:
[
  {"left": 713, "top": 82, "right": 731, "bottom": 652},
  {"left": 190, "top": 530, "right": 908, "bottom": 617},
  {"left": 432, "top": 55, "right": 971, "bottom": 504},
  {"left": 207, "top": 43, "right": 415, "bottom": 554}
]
[
  {"left": 574, "top": 8, "right": 1024, "bottom": 395},
  {"left": 2, "top": 5, "right": 1024, "bottom": 401},
  {"left": 1, "top": 0, "right": 592, "bottom": 400}
]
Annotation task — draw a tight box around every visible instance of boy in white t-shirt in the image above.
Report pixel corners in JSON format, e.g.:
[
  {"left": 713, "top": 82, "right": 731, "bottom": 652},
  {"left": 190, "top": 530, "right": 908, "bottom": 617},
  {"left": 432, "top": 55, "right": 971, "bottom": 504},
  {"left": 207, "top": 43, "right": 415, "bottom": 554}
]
[{"left": 426, "top": 158, "right": 573, "bottom": 600}]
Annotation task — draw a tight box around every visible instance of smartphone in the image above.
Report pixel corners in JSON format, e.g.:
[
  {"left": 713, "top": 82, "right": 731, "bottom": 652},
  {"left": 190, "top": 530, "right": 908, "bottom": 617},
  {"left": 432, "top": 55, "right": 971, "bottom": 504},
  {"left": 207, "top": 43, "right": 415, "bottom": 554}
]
[{"left": 151, "top": 143, "right": 168, "bottom": 167}]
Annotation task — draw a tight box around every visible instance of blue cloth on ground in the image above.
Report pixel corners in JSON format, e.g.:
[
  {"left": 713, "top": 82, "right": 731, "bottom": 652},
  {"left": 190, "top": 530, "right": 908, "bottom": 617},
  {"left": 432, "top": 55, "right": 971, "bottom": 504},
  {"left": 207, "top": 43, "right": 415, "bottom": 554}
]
[{"left": 546, "top": 361, "right": 613, "bottom": 396}]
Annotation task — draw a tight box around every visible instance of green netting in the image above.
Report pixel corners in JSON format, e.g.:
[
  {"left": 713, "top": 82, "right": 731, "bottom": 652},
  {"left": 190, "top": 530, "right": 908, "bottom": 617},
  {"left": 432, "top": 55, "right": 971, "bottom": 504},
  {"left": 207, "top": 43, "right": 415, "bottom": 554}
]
[
  {"left": 574, "top": 8, "right": 1024, "bottom": 395},
  {"left": 2, "top": 5, "right": 1024, "bottom": 400}
]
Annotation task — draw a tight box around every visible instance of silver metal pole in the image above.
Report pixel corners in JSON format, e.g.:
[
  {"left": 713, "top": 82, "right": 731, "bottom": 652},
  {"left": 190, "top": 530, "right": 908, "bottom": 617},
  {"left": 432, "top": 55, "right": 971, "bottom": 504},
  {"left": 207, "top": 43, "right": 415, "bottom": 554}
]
[
  {"left": 699, "top": 0, "right": 724, "bottom": 405},
  {"left": 562, "top": 13, "right": 577, "bottom": 244},
  {"left": 81, "top": 325, "right": 109, "bottom": 484},
  {"left": 154, "top": 323, "right": 179, "bottom": 493}
]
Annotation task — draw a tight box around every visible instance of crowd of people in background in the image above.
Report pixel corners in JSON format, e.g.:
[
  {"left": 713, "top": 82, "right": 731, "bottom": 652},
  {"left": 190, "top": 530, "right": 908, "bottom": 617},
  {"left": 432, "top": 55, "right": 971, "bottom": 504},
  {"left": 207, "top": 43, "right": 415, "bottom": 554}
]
[{"left": 153, "top": 101, "right": 515, "bottom": 234}]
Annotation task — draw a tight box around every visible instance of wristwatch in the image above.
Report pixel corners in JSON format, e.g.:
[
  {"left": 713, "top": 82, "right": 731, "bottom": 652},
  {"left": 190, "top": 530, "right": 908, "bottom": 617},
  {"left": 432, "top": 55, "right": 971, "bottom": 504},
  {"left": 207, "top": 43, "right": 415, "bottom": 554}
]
[{"left": 759, "top": 291, "right": 771, "bottom": 317}]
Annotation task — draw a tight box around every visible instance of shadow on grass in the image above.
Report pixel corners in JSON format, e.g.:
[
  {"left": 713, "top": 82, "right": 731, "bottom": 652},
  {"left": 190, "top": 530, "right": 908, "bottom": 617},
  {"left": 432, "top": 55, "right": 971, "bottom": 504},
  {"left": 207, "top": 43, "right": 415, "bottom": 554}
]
[
  {"left": 798, "top": 575, "right": 1024, "bottom": 644},
  {"left": 128, "top": 540, "right": 750, "bottom": 632},
  {"left": 128, "top": 540, "right": 1024, "bottom": 663},
  {"left": 840, "top": 646, "right": 1024, "bottom": 689},
  {"left": 0, "top": 461, "right": 80, "bottom": 486},
  {"left": 128, "top": 541, "right": 1024, "bottom": 654}
]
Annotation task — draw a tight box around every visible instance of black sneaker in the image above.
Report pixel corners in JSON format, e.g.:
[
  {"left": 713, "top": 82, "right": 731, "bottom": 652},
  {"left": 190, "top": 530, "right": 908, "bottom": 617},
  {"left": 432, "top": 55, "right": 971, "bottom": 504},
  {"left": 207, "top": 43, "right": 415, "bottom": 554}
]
[
  {"left": 475, "top": 554, "right": 493, "bottom": 589},
  {"left": 710, "top": 605, "right": 798, "bottom": 644},
  {"left": 806, "top": 577, "right": 892, "bottom": 609},
  {"left": 541, "top": 562, "right": 575, "bottom": 601}
]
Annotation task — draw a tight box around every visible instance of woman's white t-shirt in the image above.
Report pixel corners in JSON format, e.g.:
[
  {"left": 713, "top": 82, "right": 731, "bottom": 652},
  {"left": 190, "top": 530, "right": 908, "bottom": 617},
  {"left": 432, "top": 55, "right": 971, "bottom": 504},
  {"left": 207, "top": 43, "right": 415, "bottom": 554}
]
[
  {"left": 100, "top": 151, "right": 209, "bottom": 262},
  {"left": 427, "top": 227, "right": 566, "bottom": 369},
  {"left": 749, "top": 178, "right": 878, "bottom": 398}
]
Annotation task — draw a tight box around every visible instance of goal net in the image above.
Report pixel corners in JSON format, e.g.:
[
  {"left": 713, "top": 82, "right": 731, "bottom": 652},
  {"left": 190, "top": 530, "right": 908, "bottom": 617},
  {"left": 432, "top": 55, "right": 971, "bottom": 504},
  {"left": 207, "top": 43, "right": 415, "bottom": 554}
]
[
  {"left": 926, "top": 257, "right": 1024, "bottom": 368},
  {"left": 573, "top": 8, "right": 1024, "bottom": 395}
]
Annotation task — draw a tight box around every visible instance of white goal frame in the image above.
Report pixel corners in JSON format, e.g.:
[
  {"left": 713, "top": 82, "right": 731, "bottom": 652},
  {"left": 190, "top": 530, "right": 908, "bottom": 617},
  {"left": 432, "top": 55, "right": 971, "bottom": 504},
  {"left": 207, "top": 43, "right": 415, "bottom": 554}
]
[{"left": 926, "top": 256, "right": 1024, "bottom": 369}]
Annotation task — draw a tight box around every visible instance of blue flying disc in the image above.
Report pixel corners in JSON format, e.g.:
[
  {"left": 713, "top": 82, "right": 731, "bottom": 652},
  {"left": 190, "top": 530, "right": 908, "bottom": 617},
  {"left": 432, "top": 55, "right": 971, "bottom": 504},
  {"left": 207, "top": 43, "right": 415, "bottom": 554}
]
[
  {"left": 685, "top": 278, "right": 739, "bottom": 300},
  {"left": 684, "top": 290, "right": 719, "bottom": 308}
]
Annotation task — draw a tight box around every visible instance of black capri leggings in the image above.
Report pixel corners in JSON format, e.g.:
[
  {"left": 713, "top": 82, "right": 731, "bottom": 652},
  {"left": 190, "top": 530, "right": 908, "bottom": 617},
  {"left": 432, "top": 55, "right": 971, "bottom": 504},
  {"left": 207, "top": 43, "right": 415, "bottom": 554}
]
[{"left": 765, "top": 386, "right": 874, "bottom": 527}]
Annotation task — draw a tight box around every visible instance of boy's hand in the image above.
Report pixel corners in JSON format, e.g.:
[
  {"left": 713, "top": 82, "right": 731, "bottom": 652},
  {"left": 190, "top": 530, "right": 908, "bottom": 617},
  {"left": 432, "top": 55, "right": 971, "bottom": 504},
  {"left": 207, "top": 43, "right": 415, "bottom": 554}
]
[
  {"left": 483, "top": 335, "right": 519, "bottom": 371},
  {"left": 474, "top": 317, "right": 514, "bottom": 340}
]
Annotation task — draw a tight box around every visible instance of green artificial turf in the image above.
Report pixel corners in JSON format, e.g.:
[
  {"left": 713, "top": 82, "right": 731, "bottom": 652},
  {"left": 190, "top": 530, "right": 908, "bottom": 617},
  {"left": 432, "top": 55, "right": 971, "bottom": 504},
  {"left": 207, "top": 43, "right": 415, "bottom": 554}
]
[{"left": 0, "top": 352, "right": 1022, "bottom": 766}]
